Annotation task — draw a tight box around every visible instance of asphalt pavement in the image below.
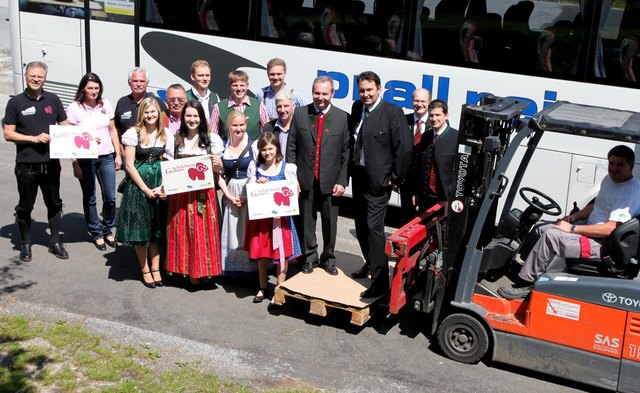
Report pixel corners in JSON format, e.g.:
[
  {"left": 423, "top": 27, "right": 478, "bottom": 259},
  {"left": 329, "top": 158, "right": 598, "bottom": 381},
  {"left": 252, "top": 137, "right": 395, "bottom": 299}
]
[{"left": 0, "top": 3, "right": 591, "bottom": 391}]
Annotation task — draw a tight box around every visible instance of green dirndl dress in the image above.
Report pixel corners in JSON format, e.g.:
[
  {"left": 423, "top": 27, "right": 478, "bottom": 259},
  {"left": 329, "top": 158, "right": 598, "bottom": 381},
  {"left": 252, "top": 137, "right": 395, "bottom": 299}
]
[{"left": 116, "top": 144, "right": 167, "bottom": 245}]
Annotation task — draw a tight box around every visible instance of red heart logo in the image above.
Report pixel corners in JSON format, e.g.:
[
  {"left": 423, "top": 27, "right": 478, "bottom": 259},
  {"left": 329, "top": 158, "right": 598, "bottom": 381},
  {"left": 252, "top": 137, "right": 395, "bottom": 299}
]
[
  {"left": 273, "top": 192, "right": 284, "bottom": 206},
  {"left": 187, "top": 167, "right": 199, "bottom": 181},
  {"left": 74, "top": 135, "right": 90, "bottom": 149}
]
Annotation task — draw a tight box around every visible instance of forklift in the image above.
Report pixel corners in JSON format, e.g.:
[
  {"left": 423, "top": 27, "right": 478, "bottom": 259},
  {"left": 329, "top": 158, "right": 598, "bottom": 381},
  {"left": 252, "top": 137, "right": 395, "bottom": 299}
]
[{"left": 386, "top": 97, "right": 640, "bottom": 392}]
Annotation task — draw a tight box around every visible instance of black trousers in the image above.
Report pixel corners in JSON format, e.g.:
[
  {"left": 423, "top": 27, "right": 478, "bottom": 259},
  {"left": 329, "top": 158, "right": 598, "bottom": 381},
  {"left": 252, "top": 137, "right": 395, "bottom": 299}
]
[
  {"left": 399, "top": 184, "right": 417, "bottom": 223},
  {"left": 352, "top": 167, "right": 391, "bottom": 291},
  {"left": 14, "top": 161, "right": 63, "bottom": 221},
  {"left": 299, "top": 179, "right": 339, "bottom": 266}
]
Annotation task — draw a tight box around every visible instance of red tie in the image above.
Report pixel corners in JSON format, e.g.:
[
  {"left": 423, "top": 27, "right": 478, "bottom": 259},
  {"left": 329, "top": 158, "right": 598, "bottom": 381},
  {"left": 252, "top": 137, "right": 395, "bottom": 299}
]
[
  {"left": 414, "top": 120, "right": 422, "bottom": 145},
  {"left": 428, "top": 132, "right": 439, "bottom": 194},
  {"left": 314, "top": 112, "right": 325, "bottom": 179}
]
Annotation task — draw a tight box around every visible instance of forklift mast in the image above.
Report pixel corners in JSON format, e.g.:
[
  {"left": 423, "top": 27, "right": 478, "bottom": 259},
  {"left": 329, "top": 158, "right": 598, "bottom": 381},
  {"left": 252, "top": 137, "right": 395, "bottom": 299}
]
[
  {"left": 386, "top": 97, "right": 528, "bottom": 327},
  {"left": 432, "top": 97, "right": 529, "bottom": 331}
]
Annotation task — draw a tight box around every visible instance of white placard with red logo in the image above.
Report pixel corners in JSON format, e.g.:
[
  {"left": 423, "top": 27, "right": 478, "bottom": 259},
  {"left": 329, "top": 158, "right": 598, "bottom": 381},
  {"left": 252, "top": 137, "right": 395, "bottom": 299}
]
[
  {"left": 49, "top": 125, "right": 99, "bottom": 159},
  {"left": 246, "top": 179, "right": 299, "bottom": 220},
  {"left": 160, "top": 155, "right": 215, "bottom": 195}
]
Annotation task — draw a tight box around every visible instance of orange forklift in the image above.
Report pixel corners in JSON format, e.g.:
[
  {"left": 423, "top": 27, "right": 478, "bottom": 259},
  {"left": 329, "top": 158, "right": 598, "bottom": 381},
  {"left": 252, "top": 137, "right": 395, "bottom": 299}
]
[{"left": 386, "top": 98, "right": 640, "bottom": 392}]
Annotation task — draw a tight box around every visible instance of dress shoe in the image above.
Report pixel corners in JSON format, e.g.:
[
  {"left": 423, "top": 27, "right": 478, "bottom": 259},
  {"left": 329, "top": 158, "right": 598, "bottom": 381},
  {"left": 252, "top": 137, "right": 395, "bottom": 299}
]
[
  {"left": 48, "top": 242, "right": 69, "bottom": 259},
  {"left": 19, "top": 243, "right": 32, "bottom": 262},
  {"left": 151, "top": 269, "right": 164, "bottom": 287},
  {"left": 141, "top": 271, "right": 156, "bottom": 289},
  {"left": 104, "top": 236, "right": 118, "bottom": 248},
  {"left": 351, "top": 264, "right": 370, "bottom": 278},
  {"left": 253, "top": 287, "right": 268, "bottom": 303},
  {"left": 93, "top": 238, "right": 107, "bottom": 251},
  {"left": 360, "top": 286, "right": 386, "bottom": 298},
  {"left": 324, "top": 263, "right": 338, "bottom": 276},
  {"left": 301, "top": 261, "right": 317, "bottom": 274}
]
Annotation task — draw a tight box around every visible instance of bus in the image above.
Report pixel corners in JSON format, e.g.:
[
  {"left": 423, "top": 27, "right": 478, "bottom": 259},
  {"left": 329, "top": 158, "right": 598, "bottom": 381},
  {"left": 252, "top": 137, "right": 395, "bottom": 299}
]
[{"left": 8, "top": 0, "right": 640, "bottom": 210}]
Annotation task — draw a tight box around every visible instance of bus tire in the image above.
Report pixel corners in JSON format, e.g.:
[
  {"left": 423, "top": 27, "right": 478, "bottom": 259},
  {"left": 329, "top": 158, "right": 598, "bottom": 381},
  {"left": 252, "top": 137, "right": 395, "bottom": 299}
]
[{"left": 437, "top": 313, "right": 489, "bottom": 364}]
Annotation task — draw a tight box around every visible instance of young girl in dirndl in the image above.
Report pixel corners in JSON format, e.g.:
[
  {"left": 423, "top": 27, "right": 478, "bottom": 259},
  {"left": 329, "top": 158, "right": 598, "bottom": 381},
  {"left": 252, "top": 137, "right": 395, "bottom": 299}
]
[{"left": 246, "top": 132, "right": 301, "bottom": 303}]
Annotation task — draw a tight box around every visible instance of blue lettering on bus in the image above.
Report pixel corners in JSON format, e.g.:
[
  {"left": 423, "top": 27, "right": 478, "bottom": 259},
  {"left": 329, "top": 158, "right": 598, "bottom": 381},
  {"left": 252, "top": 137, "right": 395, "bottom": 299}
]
[
  {"left": 318, "top": 70, "right": 556, "bottom": 114},
  {"left": 317, "top": 70, "right": 350, "bottom": 99},
  {"left": 384, "top": 80, "right": 414, "bottom": 107}
]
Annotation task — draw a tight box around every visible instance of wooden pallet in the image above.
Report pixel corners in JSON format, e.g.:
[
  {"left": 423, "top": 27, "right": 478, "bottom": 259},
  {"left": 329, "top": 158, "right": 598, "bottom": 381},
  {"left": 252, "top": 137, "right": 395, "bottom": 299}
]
[{"left": 273, "top": 286, "right": 374, "bottom": 326}]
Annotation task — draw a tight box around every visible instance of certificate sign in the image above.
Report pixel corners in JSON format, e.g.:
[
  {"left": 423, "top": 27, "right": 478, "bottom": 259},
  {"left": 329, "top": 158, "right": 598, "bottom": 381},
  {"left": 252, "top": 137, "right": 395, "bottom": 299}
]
[
  {"left": 49, "top": 126, "right": 98, "bottom": 159},
  {"left": 160, "top": 155, "right": 215, "bottom": 195},
  {"left": 247, "top": 179, "right": 299, "bottom": 220}
]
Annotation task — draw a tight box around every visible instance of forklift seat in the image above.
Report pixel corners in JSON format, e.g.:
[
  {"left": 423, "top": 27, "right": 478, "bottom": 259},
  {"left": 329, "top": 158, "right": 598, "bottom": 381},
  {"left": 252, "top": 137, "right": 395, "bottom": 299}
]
[{"left": 566, "top": 217, "right": 640, "bottom": 279}]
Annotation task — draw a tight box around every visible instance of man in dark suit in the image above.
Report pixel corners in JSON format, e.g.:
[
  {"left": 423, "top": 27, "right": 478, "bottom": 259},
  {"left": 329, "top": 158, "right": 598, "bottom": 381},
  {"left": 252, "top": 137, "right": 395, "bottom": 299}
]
[
  {"left": 401, "top": 88, "right": 431, "bottom": 222},
  {"left": 413, "top": 99, "right": 458, "bottom": 213},
  {"left": 287, "top": 76, "right": 350, "bottom": 275},
  {"left": 349, "top": 71, "right": 412, "bottom": 297}
]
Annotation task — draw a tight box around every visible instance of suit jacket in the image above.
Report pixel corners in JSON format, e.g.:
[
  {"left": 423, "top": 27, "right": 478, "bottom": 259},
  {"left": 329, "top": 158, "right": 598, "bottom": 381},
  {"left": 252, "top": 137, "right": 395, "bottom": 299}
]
[
  {"left": 349, "top": 100, "right": 412, "bottom": 195},
  {"left": 287, "top": 104, "right": 350, "bottom": 194},
  {"left": 413, "top": 124, "right": 458, "bottom": 201},
  {"left": 263, "top": 118, "right": 280, "bottom": 135}
]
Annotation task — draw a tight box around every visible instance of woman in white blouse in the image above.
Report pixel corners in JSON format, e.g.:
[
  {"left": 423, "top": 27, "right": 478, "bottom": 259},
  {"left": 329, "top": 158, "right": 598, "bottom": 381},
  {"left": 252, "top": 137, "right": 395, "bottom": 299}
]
[{"left": 116, "top": 97, "right": 173, "bottom": 289}]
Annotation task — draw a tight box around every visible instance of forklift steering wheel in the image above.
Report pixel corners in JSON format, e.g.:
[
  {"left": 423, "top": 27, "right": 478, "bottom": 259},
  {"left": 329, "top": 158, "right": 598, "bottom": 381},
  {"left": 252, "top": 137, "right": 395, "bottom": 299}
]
[{"left": 519, "top": 187, "right": 562, "bottom": 216}]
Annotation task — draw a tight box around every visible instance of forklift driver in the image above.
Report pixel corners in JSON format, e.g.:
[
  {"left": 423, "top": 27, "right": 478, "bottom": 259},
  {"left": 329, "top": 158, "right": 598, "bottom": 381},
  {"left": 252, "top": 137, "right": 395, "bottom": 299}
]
[{"left": 498, "top": 145, "right": 640, "bottom": 299}]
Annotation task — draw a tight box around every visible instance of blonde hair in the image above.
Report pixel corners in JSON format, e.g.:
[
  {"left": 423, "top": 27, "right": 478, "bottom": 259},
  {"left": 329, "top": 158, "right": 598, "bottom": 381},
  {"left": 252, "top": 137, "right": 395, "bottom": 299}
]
[
  {"left": 190, "top": 59, "right": 210, "bottom": 75},
  {"left": 135, "top": 97, "right": 167, "bottom": 146},
  {"left": 228, "top": 70, "right": 249, "bottom": 84},
  {"left": 266, "top": 58, "right": 287, "bottom": 72},
  {"left": 226, "top": 110, "right": 247, "bottom": 133}
]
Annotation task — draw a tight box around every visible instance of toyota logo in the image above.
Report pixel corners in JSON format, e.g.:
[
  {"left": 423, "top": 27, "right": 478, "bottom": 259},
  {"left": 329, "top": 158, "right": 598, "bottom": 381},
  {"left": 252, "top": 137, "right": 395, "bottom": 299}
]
[{"left": 602, "top": 293, "right": 618, "bottom": 303}]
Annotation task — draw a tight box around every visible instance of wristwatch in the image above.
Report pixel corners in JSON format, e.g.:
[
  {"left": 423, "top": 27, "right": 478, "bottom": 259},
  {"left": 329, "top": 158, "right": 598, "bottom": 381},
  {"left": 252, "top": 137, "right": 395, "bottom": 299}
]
[{"left": 571, "top": 224, "right": 577, "bottom": 234}]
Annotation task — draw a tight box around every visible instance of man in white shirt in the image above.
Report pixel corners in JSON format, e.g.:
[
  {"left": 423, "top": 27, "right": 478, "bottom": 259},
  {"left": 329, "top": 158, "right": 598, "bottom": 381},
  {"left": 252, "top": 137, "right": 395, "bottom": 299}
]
[
  {"left": 499, "top": 145, "right": 640, "bottom": 299},
  {"left": 185, "top": 60, "right": 220, "bottom": 122}
]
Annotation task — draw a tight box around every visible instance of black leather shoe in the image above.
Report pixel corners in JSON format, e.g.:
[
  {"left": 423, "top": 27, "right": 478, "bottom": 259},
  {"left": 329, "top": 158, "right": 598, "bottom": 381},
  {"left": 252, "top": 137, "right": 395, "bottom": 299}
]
[
  {"left": 324, "top": 264, "right": 338, "bottom": 275},
  {"left": 141, "top": 271, "right": 156, "bottom": 289},
  {"left": 104, "top": 236, "right": 117, "bottom": 249},
  {"left": 93, "top": 238, "right": 107, "bottom": 251},
  {"left": 19, "top": 243, "right": 32, "bottom": 262},
  {"left": 48, "top": 242, "right": 69, "bottom": 259},
  {"left": 253, "top": 288, "right": 268, "bottom": 303},
  {"left": 302, "top": 262, "right": 315, "bottom": 274},
  {"left": 351, "top": 265, "right": 370, "bottom": 278},
  {"left": 360, "top": 286, "right": 386, "bottom": 298},
  {"left": 151, "top": 270, "right": 164, "bottom": 287}
]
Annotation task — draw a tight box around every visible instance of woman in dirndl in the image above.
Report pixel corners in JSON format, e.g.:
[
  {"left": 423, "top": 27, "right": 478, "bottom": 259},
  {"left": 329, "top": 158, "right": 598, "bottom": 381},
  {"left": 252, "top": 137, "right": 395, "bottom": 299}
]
[
  {"left": 117, "top": 97, "right": 173, "bottom": 288},
  {"left": 165, "top": 101, "right": 224, "bottom": 287}
]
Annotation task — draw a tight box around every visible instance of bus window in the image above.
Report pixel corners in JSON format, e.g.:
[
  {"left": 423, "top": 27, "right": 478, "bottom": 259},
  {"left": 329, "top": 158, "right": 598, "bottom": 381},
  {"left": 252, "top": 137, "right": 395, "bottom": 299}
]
[
  {"left": 19, "top": 0, "right": 87, "bottom": 19},
  {"left": 19, "top": 0, "right": 135, "bottom": 23},
  {"left": 597, "top": 0, "right": 640, "bottom": 86},
  {"left": 419, "top": 0, "right": 585, "bottom": 78},
  {"left": 143, "top": 0, "right": 255, "bottom": 38},
  {"left": 258, "top": 0, "right": 414, "bottom": 59}
]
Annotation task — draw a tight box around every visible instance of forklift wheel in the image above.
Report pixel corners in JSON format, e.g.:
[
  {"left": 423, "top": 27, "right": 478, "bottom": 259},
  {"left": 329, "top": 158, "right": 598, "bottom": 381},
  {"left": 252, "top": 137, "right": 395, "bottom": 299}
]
[{"left": 437, "top": 313, "right": 489, "bottom": 364}]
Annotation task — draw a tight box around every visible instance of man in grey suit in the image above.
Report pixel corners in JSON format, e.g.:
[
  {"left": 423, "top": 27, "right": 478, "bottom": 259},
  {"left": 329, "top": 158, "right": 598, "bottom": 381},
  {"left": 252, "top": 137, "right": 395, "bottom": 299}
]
[
  {"left": 349, "top": 71, "right": 412, "bottom": 297},
  {"left": 287, "top": 76, "right": 350, "bottom": 275}
]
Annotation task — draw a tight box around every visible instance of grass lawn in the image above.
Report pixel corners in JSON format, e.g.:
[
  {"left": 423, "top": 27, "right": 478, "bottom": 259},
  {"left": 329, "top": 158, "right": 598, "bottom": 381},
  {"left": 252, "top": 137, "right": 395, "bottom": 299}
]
[{"left": 0, "top": 316, "right": 316, "bottom": 393}]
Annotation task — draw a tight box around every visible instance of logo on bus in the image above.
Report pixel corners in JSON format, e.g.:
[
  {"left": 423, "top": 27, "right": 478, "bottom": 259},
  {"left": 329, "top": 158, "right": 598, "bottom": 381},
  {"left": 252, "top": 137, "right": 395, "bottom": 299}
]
[{"left": 317, "top": 70, "right": 558, "bottom": 116}]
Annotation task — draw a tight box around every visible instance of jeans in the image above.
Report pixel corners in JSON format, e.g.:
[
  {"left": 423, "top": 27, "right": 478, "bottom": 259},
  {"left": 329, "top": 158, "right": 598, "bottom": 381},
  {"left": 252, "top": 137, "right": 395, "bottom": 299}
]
[{"left": 78, "top": 154, "right": 117, "bottom": 240}]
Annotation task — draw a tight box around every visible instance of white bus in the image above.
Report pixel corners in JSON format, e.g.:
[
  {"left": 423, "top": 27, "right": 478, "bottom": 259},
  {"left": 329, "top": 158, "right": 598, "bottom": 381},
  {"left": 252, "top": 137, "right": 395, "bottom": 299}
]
[{"left": 8, "top": 0, "right": 640, "bottom": 210}]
